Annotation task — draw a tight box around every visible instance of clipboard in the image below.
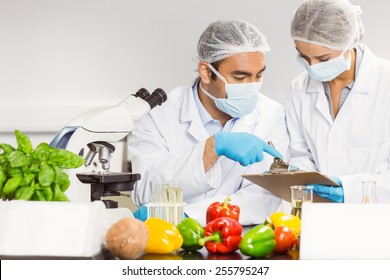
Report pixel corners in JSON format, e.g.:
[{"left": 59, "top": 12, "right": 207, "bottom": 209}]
[{"left": 242, "top": 171, "right": 340, "bottom": 203}]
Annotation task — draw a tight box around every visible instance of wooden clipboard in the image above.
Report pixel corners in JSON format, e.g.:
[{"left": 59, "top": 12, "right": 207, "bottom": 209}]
[{"left": 242, "top": 171, "right": 340, "bottom": 203}]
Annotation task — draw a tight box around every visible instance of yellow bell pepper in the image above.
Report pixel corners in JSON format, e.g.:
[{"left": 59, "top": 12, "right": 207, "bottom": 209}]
[
  {"left": 265, "top": 212, "right": 301, "bottom": 236},
  {"left": 144, "top": 217, "right": 183, "bottom": 254}
]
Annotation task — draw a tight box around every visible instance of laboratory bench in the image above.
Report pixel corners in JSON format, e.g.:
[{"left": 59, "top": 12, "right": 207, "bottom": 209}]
[
  {"left": 0, "top": 248, "right": 297, "bottom": 260},
  {"left": 0, "top": 244, "right": 298, "bottom": 261}
]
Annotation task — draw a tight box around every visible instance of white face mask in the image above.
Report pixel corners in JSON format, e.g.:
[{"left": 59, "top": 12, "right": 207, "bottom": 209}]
[
  {"left": 199, "top": 63, "right": 262, "bottom": 118},
  {"left": 297, "top": 49, "right": 352, "bottom": 82}
]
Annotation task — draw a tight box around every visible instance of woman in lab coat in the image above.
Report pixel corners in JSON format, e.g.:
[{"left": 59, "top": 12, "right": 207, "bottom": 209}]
[
  {"left": 287, "top": 0, "right": 390, "bottom": 202},
  {"left": 129, "top": 19, "right": 289, "bottom": 226}
]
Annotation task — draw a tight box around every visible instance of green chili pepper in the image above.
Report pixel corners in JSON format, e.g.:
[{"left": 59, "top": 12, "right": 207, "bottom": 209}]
[
  {"left": 177, "top": 217, "right": 205, "bottom": 251},
  {"left": 15, "top": 130, "right": 33, "bottom": 154},
  {"left": 239, "top": 224, "right": 276, "bottom": 258},
  {"left": 2, "top": 176, "right": 22, "bottom": 195}
]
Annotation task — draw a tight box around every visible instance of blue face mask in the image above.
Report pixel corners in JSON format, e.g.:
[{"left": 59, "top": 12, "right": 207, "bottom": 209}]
[
  {"left": 199, "top": 64, "right": 262, "bottom": 118},
  {"left": 297, "top": 50, "right": 352, "bottom": 82}
]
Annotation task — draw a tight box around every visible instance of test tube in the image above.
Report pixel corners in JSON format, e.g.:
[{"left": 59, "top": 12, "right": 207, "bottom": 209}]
[
  {"left": 290, "top": 185, "right": 313, "bottom": 219},
  {"left": 362, "top": 180, "right": 377, "bottom": 204},
  {"left": 148, "top": 181, "right": 184, "bottom": 225}
]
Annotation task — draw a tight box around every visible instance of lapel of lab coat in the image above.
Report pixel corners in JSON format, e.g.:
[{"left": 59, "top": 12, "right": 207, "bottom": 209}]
[
  {"left": 333, "top": 45, "right": 373, "bottom": 123},
  {"left": 349, "top": 44, "right": 373, "bottom": 95},
  {"left": 306, "top": 75, "right": 334, "bottom": 125},
  {"left": 180, "top": 85, "right": 210, "bottom": 142}
]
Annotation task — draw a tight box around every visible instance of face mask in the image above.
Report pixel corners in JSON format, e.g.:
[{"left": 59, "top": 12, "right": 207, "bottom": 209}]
[
  {"left": 199, "top": 63, "right": 262, "bottom": 118},
  {"left": 297, "top": 49, "right": 352, "bottom": 82}
]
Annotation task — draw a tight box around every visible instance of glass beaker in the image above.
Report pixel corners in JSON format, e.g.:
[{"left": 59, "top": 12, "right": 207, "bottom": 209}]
[
  {"left": 290, "top": 185, "right": 314, "bottom": 219},
  {"left": 148, "top": 181, "right": 184, "bottom": 225},
  {"left": 361, "top": 180, "right": 377, "bottom": 204}
]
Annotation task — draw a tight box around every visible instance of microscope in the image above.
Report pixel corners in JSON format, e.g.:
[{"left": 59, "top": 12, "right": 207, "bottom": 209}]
[{"left": 50, "top": 88, "right": 167, "bottom": 211}]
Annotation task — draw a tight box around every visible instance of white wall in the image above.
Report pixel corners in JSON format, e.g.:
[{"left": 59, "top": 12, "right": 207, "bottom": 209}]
[{"left": 1, "top": 0, "right": 389, "bottom": 136}]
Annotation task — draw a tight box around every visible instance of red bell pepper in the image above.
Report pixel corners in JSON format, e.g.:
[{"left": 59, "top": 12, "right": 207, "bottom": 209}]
[
  {"left": 198, "top": 217, "right": 242, "bottom": 254},
  {"left": 206, "top": 196, "right": 240, "bottom": 223}
]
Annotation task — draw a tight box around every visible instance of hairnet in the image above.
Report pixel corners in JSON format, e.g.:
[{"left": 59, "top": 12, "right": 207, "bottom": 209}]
[
  {"left": 197, "top": 19, "right": 270, "bottom": 64},
  {"left": 291, "top": 0, "right": 365, "bottom": 50}
]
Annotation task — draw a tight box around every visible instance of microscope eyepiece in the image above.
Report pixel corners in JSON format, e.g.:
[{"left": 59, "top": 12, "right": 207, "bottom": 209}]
[
  {"left": 134, "top": 88, "right": 150, "bottom": 100},
  {"left": 144, "top": 88, "right": 168, "bottom": 109}
]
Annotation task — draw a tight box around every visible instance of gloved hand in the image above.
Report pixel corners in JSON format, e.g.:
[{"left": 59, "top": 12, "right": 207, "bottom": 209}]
[
  {"left": 215, "top": 132, "right": 283, "bottom": 166},
  {"left": 309, "top": 177, "right": 344, "bottom": 203},
  {"left": 133, "top": 205, "right": 148, "bottom": 221}
]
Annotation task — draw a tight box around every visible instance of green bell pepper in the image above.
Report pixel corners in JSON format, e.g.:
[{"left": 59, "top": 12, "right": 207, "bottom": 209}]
[
  {"left": 177, "top": 217, "right": 204, "bottom": 251},
  {"left": 239, "top": 224, "right": 276, "bottom": 258}
]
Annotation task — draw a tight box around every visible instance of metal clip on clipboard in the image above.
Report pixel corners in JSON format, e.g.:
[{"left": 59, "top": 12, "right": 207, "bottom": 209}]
[{"left": 267, "top": 141, "right": 295, "bottom": 174}]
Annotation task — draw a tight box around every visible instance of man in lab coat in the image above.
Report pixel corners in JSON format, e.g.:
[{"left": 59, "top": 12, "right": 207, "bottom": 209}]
[
  {"left": 287, "top": 0, "right": 390, "bottom": 203},
  {"left": 129, "top": 19, "right": 289, "bottom": 226}
]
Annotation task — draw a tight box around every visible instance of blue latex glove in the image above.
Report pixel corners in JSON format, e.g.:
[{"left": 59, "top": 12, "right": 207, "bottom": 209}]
[
  {"left": 289, "top": 165, "right": 299, "bottom": 171},
  {"left": 309, "top": 177, "right": 344, "bottom": 203},
  {"left": 133, "top": 205, "right": 148, "bottom": 221},
  {"left": 133, "top": 205, "right": 188, "bottom": 222},
  {"left": 215, "top": 132, "right": 283, "bottom": 166}
]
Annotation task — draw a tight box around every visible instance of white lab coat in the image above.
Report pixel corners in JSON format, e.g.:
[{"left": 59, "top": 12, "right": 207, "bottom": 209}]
[
  {"left": 129, "top": 84, "right": 289, "bottom": 226},
  {"left": 286, "top": 44, "right": 390, "bottom": 203}
]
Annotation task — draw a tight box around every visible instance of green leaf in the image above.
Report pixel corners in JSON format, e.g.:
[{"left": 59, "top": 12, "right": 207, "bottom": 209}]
[
  {"left": 31, "top": 143, "right": 53, "bottom": 161},
  {"left": 20, "top": 173, "right": 35, "bottom": 187},
  {"left": 17, "top": 186, "right": 35, "bottom": 200},
  {"left": 38, "top": 162, "right": 55, "bottom": 187},
  {"left": 14, "top": 130, "right": 33, "bottom": 154},
  {"left": 2, "top": 176, "right": 22, "bottom": 195},
  {"left": 0, "top": 166, "right": 6, "bottom": 194},
  {"left": 54, "top": 167, "right": 70, "bottom": 192},
  {"left": 29, "top": 161, "right": 40, "bottom": 173},
  {"left": 53, "top": 184, "right": 70, "bottom": 202},
  {"left": 34, "top": 189, "right": 46, "bottom": 201},
  {"left": 49, "top": 149, "right": 84, "bottom": 169},
  {"left": 42, "top": 186, "right": 54, "bottom": 201},
  {"left": 7, "top": 151, "right": 30, "bottom": 168},
  {"left": 0, "top": 143, "right": 16, "bottom": 156},
  {"left": 7, "top": 167, "right": 22, "bottom": 178}
]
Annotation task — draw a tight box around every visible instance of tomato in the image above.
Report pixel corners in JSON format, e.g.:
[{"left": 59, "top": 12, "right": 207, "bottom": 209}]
[{"left": 273, "top": 226, "right": 297, "bottom": 253}]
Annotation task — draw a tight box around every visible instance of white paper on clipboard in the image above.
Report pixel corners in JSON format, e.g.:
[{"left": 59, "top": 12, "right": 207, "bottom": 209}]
[{"left": 242, "top": 171, "right": 340, "bottom": 203}]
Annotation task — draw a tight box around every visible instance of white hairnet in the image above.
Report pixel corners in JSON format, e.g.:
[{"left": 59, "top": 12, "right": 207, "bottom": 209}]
[
  {"left": 291, "top": 0, "right": 365, "bottom": 50},
  {"left": 197, "top": 19, "right": 270, "bottom": 64}
]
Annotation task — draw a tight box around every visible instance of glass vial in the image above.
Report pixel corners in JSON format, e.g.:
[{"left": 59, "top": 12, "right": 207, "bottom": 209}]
[
  {"left": 361, "top": 180, "right": 377, "bottom": 204},
  {"left": 290, "top": 185, "right": 314, "bottom": 219}
]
